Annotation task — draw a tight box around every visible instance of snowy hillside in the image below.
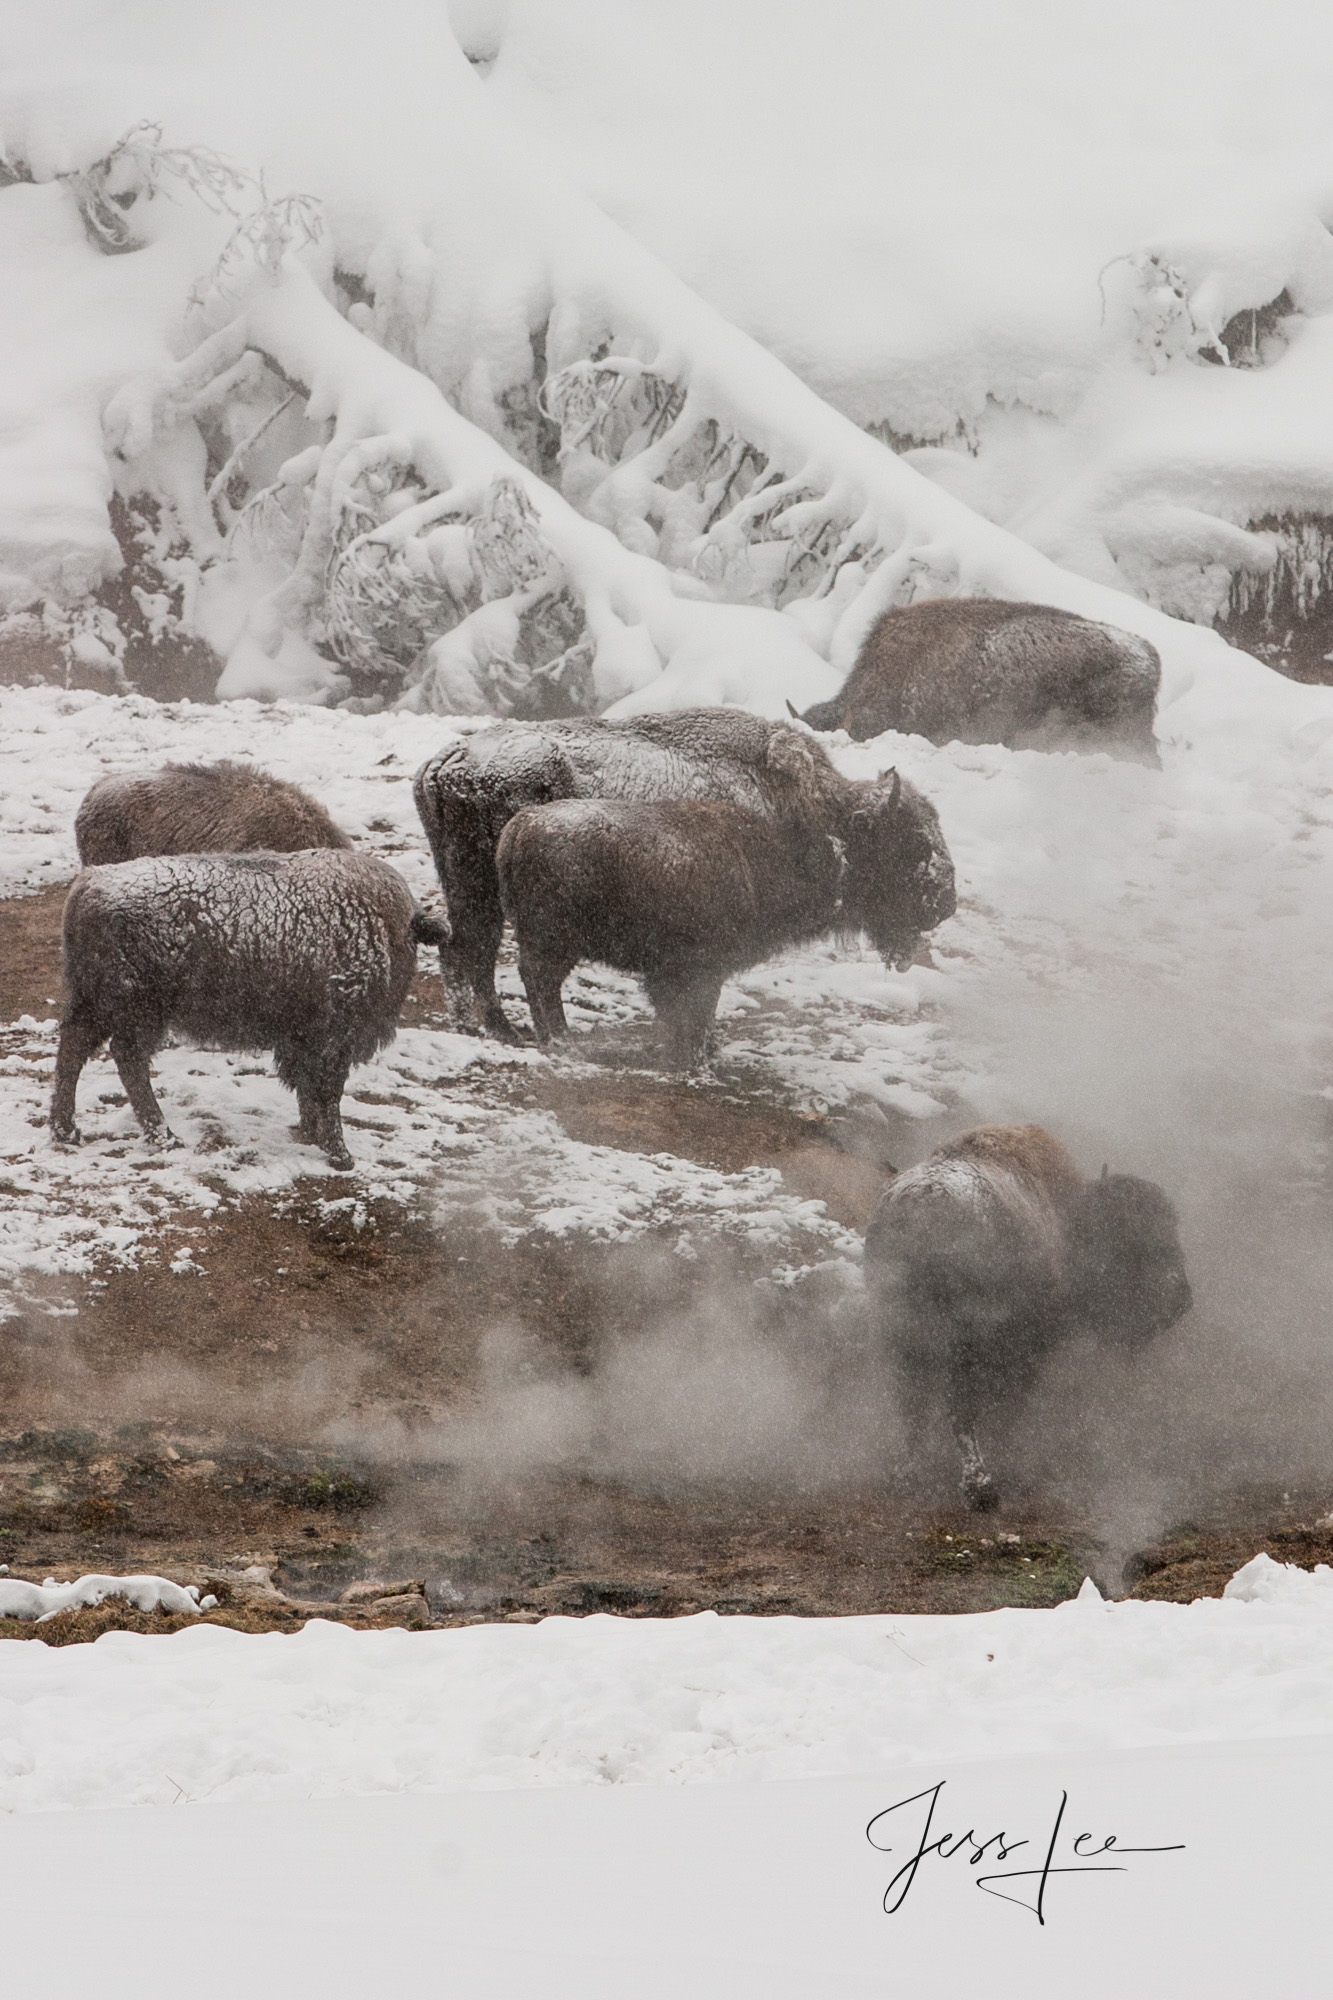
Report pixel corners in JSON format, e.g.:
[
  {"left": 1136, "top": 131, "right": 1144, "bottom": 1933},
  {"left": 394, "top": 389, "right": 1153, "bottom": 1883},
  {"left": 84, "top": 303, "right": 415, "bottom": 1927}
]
[
  {"left": 7, "top": 0, "right": 1333, "bottom": 712},
  {"left": 496, "top": 0, "right": 1333, "bottom": 635}
]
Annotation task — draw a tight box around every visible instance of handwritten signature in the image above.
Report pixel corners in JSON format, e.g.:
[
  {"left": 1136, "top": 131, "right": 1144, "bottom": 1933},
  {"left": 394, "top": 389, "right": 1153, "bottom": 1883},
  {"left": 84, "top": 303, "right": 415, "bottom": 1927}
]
[{"left": 866, "top": 1781, "right": 1184, "bottom": 1926}]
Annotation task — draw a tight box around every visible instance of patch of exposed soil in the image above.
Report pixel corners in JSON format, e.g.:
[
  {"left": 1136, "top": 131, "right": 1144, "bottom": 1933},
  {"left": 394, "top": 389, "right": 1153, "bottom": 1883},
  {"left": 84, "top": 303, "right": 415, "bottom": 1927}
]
[{"left": 0, "top": 884, "right": 66, "bottom": 1023}]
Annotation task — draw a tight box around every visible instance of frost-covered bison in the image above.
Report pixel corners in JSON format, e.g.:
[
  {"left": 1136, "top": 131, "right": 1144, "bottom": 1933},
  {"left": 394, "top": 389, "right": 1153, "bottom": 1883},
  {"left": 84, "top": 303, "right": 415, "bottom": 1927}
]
[
  {"left": 498, "top": 791, "right": 950, "bottom": 1064},
  {"left": 50, "top": 850, "right": 449, "bottom": 1171},
  {"left": 801, "top": 599, "right": 1161, "bottom": 755},
  {"left": 414, "top": 709, "right": 956, "bottom": 1039},
  {"left": 74, "top": 760, "right": 351, "bottom": 866},
  {"left": 865, "top": 1125, "right": 1192, "bottom": 1510}
]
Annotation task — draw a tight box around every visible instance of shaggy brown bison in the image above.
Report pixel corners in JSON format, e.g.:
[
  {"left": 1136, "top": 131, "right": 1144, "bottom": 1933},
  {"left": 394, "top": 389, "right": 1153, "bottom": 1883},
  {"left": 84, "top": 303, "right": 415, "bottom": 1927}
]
[
  {"left": 414, "top": 709, "right": 956, "bottom": 1039},
  {"left": 865, "top": 1124, "right": 1192, "bottom": 1510},
  {"left": 800, "top": 598, "right": 1161, "bottom": 755},
  {"left": 497, "top": 792, "right": 945, "bottom": 1064},
  {"left": 74, "top": 760, "right": 351, "bottom": 865},
  {"left": 50, "top": 850, "right": 449, "bottom": 1171}
]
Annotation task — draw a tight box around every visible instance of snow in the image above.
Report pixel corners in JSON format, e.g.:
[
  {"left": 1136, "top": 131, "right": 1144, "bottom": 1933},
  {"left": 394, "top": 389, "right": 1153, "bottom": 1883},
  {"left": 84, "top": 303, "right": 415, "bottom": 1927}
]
[
  {"left": 2, "top": 1556, "right": 1331, "bottom": 1989},
  {"left": 495, "top": 0, "right": 1333, "bottom": 619},
  {"left": 0, "top": 1571, "right": 206, "bottom": 1621},
  {"left": 0, "top": 1735, "right": 1320, "bottom": 1994},
  {"left": 2, "top": 657, "right": 1330, "bottom": 1337},
  {"left": 2, "top": 1558, "right": 1333, "bottom": 1811}
]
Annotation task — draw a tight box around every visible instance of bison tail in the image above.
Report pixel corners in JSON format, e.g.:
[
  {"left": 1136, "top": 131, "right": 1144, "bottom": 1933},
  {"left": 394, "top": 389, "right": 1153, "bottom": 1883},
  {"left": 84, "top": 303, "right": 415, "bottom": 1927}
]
[
  {"left": 410, "top": 909, "right": 452, "bottom": 947},
  {"left": 800, "top": 699, "right": 844, "bottom": 733}
]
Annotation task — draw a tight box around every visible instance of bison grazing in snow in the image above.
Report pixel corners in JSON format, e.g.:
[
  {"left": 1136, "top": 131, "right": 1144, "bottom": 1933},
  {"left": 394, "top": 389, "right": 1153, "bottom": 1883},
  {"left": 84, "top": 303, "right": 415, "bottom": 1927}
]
[
  {"left": 801, "top": 598, "right": 1161, "bottom": 756},
  {"left": 74, "top": 760, "right": 351, "bottom": 866},
  {"left": 414, "top": 708, "right": 956, "bottom": 1039},
  {"left": 50, "top": 850, "right": 449, "bottom": 1171},
  {"left": 497, "top": 794, "right": 934, "bottom": 1065},
  {"left": 865, "top": 1124, "right": 1192, "bottom": 1510}
]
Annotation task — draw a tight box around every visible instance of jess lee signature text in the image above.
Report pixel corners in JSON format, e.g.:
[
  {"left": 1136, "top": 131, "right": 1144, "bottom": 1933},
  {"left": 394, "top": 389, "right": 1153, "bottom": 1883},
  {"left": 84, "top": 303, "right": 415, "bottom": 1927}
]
[{"left": 866, "top": 1781, "right": 1185, "bottom": 1926}]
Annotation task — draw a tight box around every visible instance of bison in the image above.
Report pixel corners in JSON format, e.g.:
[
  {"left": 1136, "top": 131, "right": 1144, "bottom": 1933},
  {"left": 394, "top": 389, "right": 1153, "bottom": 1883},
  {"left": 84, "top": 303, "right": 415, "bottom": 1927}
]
[
  {"left": 865, "top": 1124, "right": 1192, "bottom": 1510},
  {"left": 74, "top": 759, "right": 351, "bottom": 866},
  {"left": 414, "top": 708, "right": 956, "bottom": 1039},
  {"left": 50, "top": 850, "right": 449, "bottom": 1171},
  {"left": 800, "top": 598, "right": 1161, "bottom": 756},
  {"left": 497, "top": 795, "right": 916, "bottom": 1064}
]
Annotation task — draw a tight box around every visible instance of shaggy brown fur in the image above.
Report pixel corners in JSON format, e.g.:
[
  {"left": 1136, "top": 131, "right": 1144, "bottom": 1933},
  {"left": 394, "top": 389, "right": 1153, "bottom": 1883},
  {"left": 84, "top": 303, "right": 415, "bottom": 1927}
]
[
  {"left": 497, "top": 798, "right": 846, "bottom": 1066},
  {"left": 50, "top": 850, "right": 449, "bottom": 1170},
  {"left": 866, "top": 1123, "right": 1192, "bottom": 1510},
  {"left": 74, "top": 760, "right": 351, "bottom": 866},
  {"left": 936, "top": 1123, "right": 1085, "bottom": 1214},
  {"left": 415, "top": 709, "right": 955, "bottom": 1040},
  {"left": 802, "top": 597, "right": 1161, "bottom": 755}
]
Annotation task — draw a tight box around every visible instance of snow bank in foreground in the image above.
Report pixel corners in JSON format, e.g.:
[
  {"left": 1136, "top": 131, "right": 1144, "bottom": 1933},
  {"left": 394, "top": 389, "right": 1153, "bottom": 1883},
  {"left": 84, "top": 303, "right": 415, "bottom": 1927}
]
[{"left": 1, "top": 1558, "right": 1331, "bottom": 1813}]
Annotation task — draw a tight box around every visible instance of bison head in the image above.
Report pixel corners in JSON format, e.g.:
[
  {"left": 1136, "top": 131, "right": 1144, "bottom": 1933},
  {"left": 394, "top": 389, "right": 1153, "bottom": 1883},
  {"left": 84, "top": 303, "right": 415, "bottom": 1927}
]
[
  {"left": 841, "top": 769, "right": 957, "bottom": 968},
  {"left": 1069, "top": 1171, "right": 1192, "bottom": 1344}
]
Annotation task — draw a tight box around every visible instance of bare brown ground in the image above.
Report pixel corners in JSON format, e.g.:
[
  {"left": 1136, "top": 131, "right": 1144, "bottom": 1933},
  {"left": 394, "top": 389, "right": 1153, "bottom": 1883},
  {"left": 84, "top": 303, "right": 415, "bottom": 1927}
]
[{"left": 1, "top": 884, "right": 1324, "bottom": 1643}]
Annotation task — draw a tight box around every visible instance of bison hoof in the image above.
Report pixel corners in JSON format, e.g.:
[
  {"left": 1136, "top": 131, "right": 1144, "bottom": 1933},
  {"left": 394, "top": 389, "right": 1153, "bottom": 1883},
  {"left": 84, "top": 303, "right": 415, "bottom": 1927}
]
[
  {"left": 963, "top": 1474, "right": 1000, "bottom": 1513},
  {"left": 50, "top": 1123, "right": 82, "bottom": 1148},
  {"left": 144, "top": 1126, "right": 184, "bottom": 1152},
  {"left": 326, "top": 1149, "right": 355, "bottom": 1173},
  {"left": 483, "top": 1017, "right": 526, "bottom": 1047}
]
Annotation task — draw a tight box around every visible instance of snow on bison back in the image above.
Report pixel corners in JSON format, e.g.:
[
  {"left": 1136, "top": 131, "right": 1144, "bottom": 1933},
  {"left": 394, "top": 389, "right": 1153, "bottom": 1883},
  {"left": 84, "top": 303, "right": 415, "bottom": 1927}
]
[
  {"left": 802, "top": 598, "right": 1161, "bottom": 756},
  {"left": 865, "top": 1124, "right": 1192, "bottom": 1510},
  {"left": 49, "top": 850, "right": 449, "bottom": 1172},
  {"left": 74, "top": 760, "right": 351, "bottom": 866}
]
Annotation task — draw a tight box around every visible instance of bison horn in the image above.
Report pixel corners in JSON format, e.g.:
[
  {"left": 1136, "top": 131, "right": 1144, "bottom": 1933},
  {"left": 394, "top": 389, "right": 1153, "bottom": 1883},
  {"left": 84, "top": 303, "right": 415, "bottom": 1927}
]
[
  {"left": 786, "top": 699, "right": 800, "bottom": 720},
  {"left": 1100, "top": 1162, "right": 1110, "bottom": 1181},
  {"left": 879, "top": 767, "right": 901, "bottom": 810}
]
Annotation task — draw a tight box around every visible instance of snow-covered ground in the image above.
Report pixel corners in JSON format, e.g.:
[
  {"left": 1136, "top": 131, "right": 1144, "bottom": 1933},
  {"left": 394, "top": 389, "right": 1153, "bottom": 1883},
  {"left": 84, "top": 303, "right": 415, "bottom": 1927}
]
[
  {"left": 3, "top": 663, "right": 1329, "bottom": 1381},
  {"left": 0, "top": 1553, "right": 1326, "bottom": 1813},
  {"left": 0, "top": 1556, "right": 1330, "bottom": 1993}
]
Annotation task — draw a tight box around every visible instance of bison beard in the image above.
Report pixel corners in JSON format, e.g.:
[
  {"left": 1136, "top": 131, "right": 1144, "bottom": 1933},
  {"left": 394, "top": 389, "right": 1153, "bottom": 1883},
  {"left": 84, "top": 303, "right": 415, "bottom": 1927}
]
[
  {"left": 865, "top": 1125, "right": 1192, "bottom": 1510},
  {"left": 50, "top": 850, "right": 448, "bottom": 1171},
  {"left": 74, "top": 760, "right": 352, "bottom": 866},
  {"left": 802, "top": 598, "right": 1161, "bottom": 757},
  {"left": 414, "top": 707, "right": 956, "bottom": 1040}
]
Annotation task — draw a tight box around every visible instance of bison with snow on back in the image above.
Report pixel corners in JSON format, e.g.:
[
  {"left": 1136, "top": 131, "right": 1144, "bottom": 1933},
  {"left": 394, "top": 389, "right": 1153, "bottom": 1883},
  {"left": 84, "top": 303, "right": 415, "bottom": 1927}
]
[
  {"left": 865, "top": 1125, "right": 1192, "bottom": 1511},
  {"left": 74, "top": 759, "right": 351, "bottom": 866},
  {"left": 497, "top": 789, "right": 951, "bottom": 1065},
  {"left": 50, "top": 850, "right": 449, "bottom": 1172},
  {"left": 414, "top": 708, "right": 956, "bottom": 1039},
  {"left": 801, "top": 598, "right": 1161, "bottom": 756}
]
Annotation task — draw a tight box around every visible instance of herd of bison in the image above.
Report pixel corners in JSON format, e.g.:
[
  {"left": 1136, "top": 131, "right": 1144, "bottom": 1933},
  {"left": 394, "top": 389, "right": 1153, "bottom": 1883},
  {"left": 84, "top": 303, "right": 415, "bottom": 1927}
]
[{"left": 32, "top": 596, "right": 1196, "bottom": 1518}]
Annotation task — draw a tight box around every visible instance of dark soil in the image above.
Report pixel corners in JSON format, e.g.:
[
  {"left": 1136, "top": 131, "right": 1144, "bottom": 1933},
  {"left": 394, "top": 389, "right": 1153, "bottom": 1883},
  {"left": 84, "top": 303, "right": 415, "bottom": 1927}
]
[{"left": 2, "top": 884, "right": 1325, "bottom": 1642}]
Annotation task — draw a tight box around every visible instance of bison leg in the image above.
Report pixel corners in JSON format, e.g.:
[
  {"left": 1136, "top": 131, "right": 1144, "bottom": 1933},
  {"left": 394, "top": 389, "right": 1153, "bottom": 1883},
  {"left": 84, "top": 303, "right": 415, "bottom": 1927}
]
[
  {"left": 287, "top": 1049, "right": 355, "bottom": 1171},
  {"left": 517, "top": 948, "right": 572, "bottom": 1042},
  {"left": 956, "top": 1427, "right": 999, "bottom": 1512},
  {"left": 646, "top": 972, "right": 723, "bottom": 1071},
  {"left": 49, "top": 1004, "right": 106, "bottom": 1145},
  {"left": 440, "top": 893, "right": 522, "bottom": 1043},
  {"left": 110, "top": 1036, "right": 181, "bottom": 1149}
]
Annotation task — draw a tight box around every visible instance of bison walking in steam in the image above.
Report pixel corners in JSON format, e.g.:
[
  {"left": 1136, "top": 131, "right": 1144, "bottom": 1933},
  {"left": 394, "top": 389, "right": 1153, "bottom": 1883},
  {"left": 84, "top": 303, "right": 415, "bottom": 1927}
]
[
  {"left": 865, "top": 1124, "right": 1192, "bottom": 1510},
  {"left": 50, "top": 850, "right": 449, "bottom": 1171},
  {"left": 414, "top": 708, "right": 956, "bottom": 1039},
  {"left": 75, "top": 759, "right": 351, "bottom": 866},
  {"left": 801, "top": 598, "right": 1161, "bottom": 756},
  {"left": 498, "top": 790, "right": 951, "bottom": 1065}
]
